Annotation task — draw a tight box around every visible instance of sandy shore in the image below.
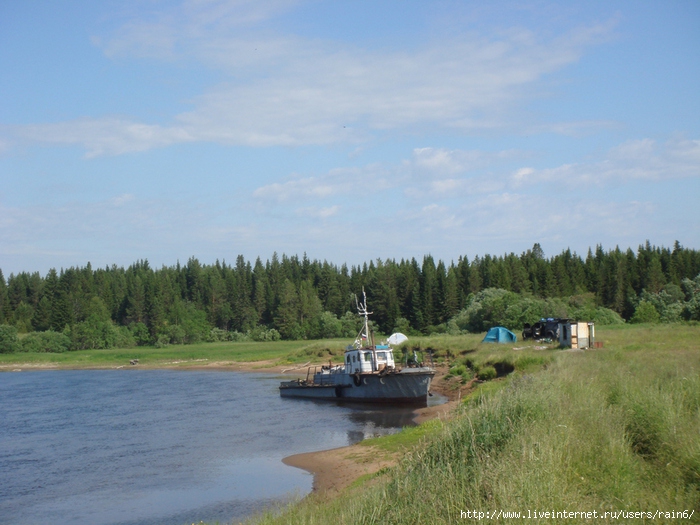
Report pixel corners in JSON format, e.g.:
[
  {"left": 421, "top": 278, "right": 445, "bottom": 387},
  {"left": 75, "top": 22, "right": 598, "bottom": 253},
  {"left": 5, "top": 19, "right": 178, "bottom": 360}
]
[
  {"left": 0, "top": 359, "right": 302, "bottom": 373},
  {"left": 281, "top": 398, "right": 459, "bottom": 497}
]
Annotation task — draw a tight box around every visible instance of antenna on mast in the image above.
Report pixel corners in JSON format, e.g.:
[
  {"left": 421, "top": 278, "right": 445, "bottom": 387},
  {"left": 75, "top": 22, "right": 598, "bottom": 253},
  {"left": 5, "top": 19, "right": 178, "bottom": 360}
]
[{"left": 354, "top": 288, "right": 373, "bottom": 348}]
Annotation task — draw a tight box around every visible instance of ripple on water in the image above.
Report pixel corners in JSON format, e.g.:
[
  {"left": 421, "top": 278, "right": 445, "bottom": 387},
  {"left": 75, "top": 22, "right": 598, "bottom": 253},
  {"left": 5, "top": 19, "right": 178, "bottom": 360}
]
[{"left": 0, "top": 370, "right": 426, "bottom": 525}]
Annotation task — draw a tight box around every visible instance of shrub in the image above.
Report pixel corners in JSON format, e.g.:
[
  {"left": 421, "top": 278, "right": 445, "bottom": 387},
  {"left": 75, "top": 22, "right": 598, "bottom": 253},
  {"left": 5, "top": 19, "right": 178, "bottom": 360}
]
[
  {"left": 0, "top": 325, "right": 20, "bottom": 353},
  {"left": 130, "top": 322, "right": 152, "bottom": 346},
  {"left": 477, "top": 365, "right": 497, "bottom": 381},
  {"left": 19, "top": 331, "right": 72, "bottom": 353},
  {"left": 630, "top": 301, "right": 660, "bottom": 324},
  {"left": 314, "top": 311, "right": 343, "bottom": 339},
  {"left": 589, "top": 307, "right": 625, "bottom": 325},
  {"left": 208, "top": 328, "right": 230, "bottom": 342},
  {"left": 157, "top": 324, "right": 186, "bottom": 345},
  {"left": 249, "top": 326, "right": 281, "bottom": 342},
  {"left": 114, "top": 326, "right": 136, "bottom": 348},
  {"left": 450, "top": 364, "right": 467, "bottom": 377},
  {"left": 339, "top": 311, "right": 362, "bottom": 338},
  {"left": 155, "top": 334, "right": 171, "bottom": 348}
]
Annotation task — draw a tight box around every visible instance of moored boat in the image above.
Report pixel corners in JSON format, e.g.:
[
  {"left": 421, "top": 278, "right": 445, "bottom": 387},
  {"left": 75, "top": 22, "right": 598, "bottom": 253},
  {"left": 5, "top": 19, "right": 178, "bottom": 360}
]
[{"left": 279, "top": 292, "right": 435, "bottom": 403}]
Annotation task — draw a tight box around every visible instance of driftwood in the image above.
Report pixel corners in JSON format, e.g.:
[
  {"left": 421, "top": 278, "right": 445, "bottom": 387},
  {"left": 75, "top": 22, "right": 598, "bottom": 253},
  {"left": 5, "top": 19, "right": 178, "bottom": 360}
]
[{"left": 281, "top": 361, "right": 310, "bottom": 373}]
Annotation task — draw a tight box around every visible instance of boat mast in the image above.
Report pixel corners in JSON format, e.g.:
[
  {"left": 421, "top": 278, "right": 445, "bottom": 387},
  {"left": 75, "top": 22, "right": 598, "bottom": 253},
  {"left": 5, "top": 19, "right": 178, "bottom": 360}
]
[
  {"left": 356, "top": 289, "right": 373, "bottom": 344},
  {"left": 356, "top": 288, "right": 377, "bottom": 370}
]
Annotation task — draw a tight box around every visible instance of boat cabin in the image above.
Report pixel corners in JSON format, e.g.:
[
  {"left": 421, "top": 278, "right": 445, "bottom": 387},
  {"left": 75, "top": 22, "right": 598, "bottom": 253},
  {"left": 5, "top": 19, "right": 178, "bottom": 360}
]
[{"left": 344, "top": 345, "right": 395, "bottom": 374}]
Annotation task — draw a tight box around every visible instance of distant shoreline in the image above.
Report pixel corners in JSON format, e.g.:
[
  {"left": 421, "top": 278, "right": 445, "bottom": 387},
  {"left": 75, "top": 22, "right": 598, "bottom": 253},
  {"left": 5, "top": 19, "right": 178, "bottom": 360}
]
[{"left": 0, "top": 359, "right": 298, "bottom": 373}]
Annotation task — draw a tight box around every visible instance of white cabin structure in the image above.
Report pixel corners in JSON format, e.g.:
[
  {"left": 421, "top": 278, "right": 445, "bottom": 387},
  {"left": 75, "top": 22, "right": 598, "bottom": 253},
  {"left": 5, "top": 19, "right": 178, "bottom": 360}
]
[
  {"left": 344, "top": 346, "right": 396, "bottom": 374},
  {"left": 559, "top": 321, "right": 595, "bottom": 349}
]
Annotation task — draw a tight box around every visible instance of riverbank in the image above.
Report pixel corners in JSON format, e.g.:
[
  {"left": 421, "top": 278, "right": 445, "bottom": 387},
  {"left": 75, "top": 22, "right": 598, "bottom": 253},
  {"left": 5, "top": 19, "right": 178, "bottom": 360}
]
[
  {"left": 279, "top": 361, "right": 469, "bottom": 496},
  {"left": 281, "top": 394, "right": 459, "bottom": 496},
  {"left": 0, "top": 357, "right": 306, "bottom": 373}
]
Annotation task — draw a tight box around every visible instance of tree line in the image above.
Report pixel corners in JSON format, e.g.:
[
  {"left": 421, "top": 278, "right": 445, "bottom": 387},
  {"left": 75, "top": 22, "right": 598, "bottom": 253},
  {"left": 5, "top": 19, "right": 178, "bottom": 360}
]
[{"left": 1, "top": 241, "right": 699, "bottom": 352}]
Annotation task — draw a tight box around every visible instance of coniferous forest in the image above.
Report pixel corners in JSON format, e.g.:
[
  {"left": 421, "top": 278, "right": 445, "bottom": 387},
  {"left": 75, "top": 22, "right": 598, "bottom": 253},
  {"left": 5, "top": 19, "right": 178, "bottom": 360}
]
[{"left": 1, "top": 241, "right": 700, "bottom": 353}]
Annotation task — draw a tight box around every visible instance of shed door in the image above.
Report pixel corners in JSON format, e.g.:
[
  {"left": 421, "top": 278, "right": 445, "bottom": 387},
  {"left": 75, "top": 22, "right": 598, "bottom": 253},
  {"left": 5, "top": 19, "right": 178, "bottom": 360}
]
[{"left": 571, "top": 323, "right": 578, "bottom": 349}]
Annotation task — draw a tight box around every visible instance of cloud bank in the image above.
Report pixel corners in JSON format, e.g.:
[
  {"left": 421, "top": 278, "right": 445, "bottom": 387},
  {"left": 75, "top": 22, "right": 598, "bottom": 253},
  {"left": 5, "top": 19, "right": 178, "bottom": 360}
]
[{"left": 5, "top": 0, "right": 614, "bottom": 156}]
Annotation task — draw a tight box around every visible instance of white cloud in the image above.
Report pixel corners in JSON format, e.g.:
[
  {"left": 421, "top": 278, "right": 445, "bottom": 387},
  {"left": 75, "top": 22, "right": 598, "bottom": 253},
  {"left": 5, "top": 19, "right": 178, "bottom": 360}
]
[
  {"left": 15, "top": 118, "right": 194, "bottom": 157},
  {"left": 512, "top": 167, "right": 535, "bottom": 184},
  {"left": 253, "top": 164, "right": 394, "bottom": 203},
  {"left": 101, "top": 0, "right": 301, "bottom": 60},
  {"left": 295, "top": 205, "right": 341, "bottom": 219},
  {"left": 254, "top": 146, "right": 519, "bottom": 210},
  {"left": 430, "top": 179, "right": 465, "bottom": 193},
  {"left": 411, "top": 147, "right": 493, "bottom": 176},
  {"left": 511, "top": 137, "right": 700, "bottom": 187},
  {"left": 4, "top": 2, "right": 615, "bottom": 155},
  {"left": 111, "top": 193, "right": 136, "bottom": 206}
]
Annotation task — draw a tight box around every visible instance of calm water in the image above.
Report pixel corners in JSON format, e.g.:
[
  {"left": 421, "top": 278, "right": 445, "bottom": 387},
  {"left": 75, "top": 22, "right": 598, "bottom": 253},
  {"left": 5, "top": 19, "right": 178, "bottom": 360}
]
[{"left": 0, "top": 370, "right": 432, "bottom": 525}]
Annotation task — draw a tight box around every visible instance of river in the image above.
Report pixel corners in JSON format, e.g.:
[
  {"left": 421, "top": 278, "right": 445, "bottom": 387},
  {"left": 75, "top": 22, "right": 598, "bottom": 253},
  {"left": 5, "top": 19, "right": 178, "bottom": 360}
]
[{"left": 0, "top": 369, "right": 429, "bottom": 525}]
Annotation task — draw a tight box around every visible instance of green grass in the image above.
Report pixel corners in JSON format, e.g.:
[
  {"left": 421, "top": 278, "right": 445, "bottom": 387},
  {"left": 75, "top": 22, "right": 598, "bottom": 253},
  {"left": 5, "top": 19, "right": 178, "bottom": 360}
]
[
  {"left": 0, "top": 330, "right": 550, "bottom": 370},
  {"left": 0, "top": 339, "right": 353, "bottom": 369},
  {"left": 249, "top": 323, "right": 700, "bottom": 525},
  {"left": 359, "top": 419, "right": 445, "bottom": 454}
]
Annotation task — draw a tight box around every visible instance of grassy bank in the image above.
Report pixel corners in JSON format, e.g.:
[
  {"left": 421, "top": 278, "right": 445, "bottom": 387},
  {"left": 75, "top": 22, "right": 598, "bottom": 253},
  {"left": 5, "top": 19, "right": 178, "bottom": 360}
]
[
  {"left": 0, "top": 338, "right": 354, "bottom": 369},
  {"left": 251, "top": 324, "right": 699, "bottom": 524},
  {"left": 0, "top": 331, "right": 520, "bottom": 370}
]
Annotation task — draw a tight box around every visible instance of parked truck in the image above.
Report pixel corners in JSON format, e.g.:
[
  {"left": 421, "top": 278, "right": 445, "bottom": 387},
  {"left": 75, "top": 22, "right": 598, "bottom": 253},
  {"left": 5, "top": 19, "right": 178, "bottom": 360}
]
[{"left": 522, "top": 318, "right": 569, "bottom": 341}]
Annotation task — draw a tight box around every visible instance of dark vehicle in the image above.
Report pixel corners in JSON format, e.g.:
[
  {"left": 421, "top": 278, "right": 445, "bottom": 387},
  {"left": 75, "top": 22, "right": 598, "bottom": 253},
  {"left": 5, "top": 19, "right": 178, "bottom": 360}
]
[{"left": 522, "top": 318, "right": 569, "bottom": 341}]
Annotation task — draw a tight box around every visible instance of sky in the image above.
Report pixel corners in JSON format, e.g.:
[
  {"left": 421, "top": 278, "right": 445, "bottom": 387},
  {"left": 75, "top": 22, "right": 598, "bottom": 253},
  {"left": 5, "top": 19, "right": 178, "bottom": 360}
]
[{"left": 1, "top": 0, "right": 699, "bottom": 276}]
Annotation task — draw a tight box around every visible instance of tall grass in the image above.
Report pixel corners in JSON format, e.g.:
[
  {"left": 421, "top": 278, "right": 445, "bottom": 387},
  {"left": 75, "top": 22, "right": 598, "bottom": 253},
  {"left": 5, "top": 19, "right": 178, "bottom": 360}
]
[{"left": 253, "top": 327, "right": 700, "bottom": 524}]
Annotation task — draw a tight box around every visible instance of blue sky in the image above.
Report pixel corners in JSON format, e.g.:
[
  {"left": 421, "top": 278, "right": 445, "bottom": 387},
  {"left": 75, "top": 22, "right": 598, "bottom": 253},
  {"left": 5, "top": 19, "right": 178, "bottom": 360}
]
[{"left": 1, "top": 0, "right": 699, "bottom": 276}]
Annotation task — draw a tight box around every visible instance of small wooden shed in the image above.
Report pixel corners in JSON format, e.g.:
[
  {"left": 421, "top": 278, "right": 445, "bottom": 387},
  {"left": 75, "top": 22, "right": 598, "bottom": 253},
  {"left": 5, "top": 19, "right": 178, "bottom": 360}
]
[{"left": 558, "top": 321, "right": 595, "bottom": 349}]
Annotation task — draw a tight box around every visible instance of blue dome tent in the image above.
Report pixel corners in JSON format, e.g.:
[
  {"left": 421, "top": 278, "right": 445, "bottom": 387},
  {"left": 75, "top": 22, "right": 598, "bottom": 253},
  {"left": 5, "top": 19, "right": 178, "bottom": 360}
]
[{"left": 482, "top": 326, "right": 517, "bottom": 343}]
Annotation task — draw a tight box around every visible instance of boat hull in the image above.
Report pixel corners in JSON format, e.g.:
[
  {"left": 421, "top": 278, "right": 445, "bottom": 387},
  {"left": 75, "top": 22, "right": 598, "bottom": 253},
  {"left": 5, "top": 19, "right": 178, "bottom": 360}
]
[{"left": 279, "top": 368, "right": 434, "bottom": 404}]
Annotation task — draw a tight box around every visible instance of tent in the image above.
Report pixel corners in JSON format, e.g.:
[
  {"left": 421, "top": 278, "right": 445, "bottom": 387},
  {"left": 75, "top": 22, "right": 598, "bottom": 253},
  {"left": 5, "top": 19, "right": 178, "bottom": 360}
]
[
  {"left": 387, "top": 332, "right": 409, "bottom": 345},
  {"left": 482, "top": 326, "right": 517, "bottom": 343}
]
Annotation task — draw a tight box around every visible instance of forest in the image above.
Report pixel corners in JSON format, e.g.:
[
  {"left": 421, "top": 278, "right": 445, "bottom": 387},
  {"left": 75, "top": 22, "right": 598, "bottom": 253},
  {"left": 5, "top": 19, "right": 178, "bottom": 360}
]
[{"left": 1, "top": 241, "right": 700, "bottom": 353}]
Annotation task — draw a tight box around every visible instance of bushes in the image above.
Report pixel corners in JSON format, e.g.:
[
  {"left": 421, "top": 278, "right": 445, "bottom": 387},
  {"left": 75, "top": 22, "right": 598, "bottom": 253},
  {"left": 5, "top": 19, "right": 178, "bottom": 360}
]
[
  {"left": 447, "top": 364, "right": 474, "bottom": 384},
  {"left": 67, "top": 320, "right": 135, "bottom": 350},
  {"left": 0, "top": 325, "right": 20, "bottom": 353},
  {"left": 630, "top": 300, "right": 661, "bottom": 324},
  {"left": 248, "top": 326, "right": 281, "bottom": 342},
  {"left": 448, "top": 288, "right": 626, "bottom": 335},
  {"left": 476, "top": 365, "right": 497, "bottom": 381},
  {"left": 1, "top": 323, "right": 133, "bottom": 353},
  {"left": 19, "top": 331, "right": 71, "bottom": 353}
]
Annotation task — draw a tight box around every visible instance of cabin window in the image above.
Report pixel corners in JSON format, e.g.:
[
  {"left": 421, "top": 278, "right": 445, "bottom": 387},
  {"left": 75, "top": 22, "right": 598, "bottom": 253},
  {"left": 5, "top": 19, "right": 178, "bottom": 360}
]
[
  {"left": 346, "top": 355, "right": 351, "bottom": 364},
  {"left": 352, "top": 354, "right": 356, "bottom": 362},
  {"left": 364, "top": 352, "right": 372, "bottom": 362},
  {"left": 377, "top": 352, "right": 386, "bottom": 361}
]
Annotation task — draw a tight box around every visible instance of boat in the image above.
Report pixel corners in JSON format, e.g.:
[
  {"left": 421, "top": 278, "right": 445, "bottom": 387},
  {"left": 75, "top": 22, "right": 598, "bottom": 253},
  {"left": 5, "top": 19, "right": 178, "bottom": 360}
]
[{"left": 279, "top": 291, "right": 435, "bottom": 403}]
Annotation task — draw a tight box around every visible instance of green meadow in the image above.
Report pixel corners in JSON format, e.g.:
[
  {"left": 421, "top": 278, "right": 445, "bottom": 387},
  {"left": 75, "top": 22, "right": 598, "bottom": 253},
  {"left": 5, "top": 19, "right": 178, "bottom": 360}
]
[{"left": 0, "top": 338, "right": 348, "bottom": 369}]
